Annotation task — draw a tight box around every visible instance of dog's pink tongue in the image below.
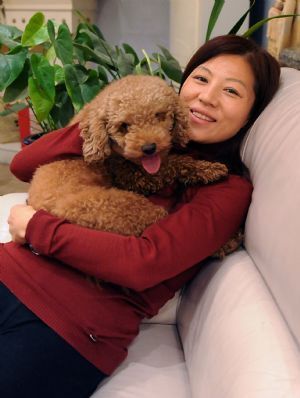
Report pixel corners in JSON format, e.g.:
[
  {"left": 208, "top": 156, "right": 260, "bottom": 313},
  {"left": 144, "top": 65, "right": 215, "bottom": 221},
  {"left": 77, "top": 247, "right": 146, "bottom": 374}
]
[{"left": 141, "top": 154, "right": 161, "bottom": 174}]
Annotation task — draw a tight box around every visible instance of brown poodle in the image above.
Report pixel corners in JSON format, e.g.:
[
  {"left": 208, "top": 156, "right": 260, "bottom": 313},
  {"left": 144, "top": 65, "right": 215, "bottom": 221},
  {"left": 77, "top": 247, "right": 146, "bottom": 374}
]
[{"left": 28, "top": 75, "right": 228, "bottom": 237}]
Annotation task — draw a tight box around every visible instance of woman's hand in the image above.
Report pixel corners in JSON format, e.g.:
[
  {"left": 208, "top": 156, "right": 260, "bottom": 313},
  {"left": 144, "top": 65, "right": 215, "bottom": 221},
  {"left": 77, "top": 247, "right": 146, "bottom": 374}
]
[{"left": 8, "top": 204, "right": 36, "bottom": 244}]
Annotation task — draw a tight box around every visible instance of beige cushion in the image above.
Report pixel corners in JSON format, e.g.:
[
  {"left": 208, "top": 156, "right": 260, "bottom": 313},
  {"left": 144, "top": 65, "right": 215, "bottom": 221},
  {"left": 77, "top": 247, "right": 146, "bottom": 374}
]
[
  {"left": 178, "top": 251, "right": 300, "bottom": 398},
  {"left": 242, "top": 67, "right": 300, "bottom": 348},
  {"left": 92, "top": 324, "right": 191, "bottom": 398}
]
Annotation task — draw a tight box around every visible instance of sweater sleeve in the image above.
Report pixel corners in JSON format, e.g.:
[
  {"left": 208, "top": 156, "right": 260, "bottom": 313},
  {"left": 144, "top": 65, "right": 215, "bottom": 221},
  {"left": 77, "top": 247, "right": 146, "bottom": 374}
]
[
  {"left": 10, "top": 123, "right": 83, "bottom": 182},
  {"left": 25, "top": 175, "right": 252, "bottom": 291}
]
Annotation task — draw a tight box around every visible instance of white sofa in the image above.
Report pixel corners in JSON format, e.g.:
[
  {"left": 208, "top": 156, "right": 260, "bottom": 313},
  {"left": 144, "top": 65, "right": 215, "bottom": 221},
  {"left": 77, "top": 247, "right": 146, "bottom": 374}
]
[{"left": 1, "top": 67, "right": 300, "bottom": 397}]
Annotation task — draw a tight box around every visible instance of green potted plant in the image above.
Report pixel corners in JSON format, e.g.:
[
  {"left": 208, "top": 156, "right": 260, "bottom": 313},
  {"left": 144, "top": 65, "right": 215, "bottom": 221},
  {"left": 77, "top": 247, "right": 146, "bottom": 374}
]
[{"left": 0, "top": 11, "right": 182, "bottom": 136}]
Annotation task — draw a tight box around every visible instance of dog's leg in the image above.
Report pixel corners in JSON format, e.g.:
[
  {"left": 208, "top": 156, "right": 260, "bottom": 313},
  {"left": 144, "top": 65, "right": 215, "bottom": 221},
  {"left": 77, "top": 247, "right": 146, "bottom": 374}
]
[
  {"left": 167, "top": 154, "right": 228, "bottom": 185},
  {"left": 53, "top": 187, "right": 168, "bottom": 236}
]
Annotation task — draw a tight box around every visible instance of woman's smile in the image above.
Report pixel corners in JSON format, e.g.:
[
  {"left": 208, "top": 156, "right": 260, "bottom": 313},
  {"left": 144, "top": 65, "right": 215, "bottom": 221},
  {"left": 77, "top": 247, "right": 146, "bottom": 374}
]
[{"left": 190, "top": 108, "right": 216, "bottom": 123}]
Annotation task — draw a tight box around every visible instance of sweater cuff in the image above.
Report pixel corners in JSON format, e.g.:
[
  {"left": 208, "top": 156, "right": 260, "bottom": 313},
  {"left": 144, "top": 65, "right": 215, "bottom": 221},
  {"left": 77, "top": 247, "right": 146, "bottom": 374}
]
[
  {"left": 64, "top": 123, "right": 84, "bottom": 155},
  {"left": 25, "top": 210, "right": 66, "bottom": 256}
]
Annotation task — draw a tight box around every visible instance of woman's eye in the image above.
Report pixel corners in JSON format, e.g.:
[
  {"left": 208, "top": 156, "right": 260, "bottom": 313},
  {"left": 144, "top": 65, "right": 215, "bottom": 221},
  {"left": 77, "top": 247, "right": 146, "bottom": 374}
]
[
  {"left": 119, "top": 122, "right": 129, "bottom": 134},
  {"left": 225, "top": 88, "right": 240, "bottom": 96},
  {"left": 194, "top": 75, "right": 208, "bottom": 83}
]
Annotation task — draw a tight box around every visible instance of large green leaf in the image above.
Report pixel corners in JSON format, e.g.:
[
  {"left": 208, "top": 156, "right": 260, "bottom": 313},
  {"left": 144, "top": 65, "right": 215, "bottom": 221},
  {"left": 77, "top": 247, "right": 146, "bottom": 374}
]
[
  {"left": 160, "top": 56, "right": 183, "bottom": 83},
  {"left": 0, "top": 47, "right": 27, "bottom": 91},
  {"left": 122, "top": 43, "right": 139, "bottom": 65},
  {"left": 45, "top": 44, "right": 56, "bottom": 64},
  {"left": 30, "top": 54, "right": 55, "bottom": 101},
  {"left": 116, "top": 49, "right": 135, "bottom": 76},
  {"left": 64, "top": 64, "right": 104, "bottom": 112},
  {"left": 75, "top": 22, "right": 105, "bottom": 42},
  {"left": 92, "top": 38, "right": 118, "bottom": 67},
  {"left": 21, "top": 12, "right": 49, "bottom": 47},
  {"left": 158, "top": 46, "right": 182, "bottom": 75},
  {"left": 80, "top": 70, "right": 105, "bottom": 103},
  {"left": 47, "top": 19, "right": 56, "bottom": 43},
  {"left": 75, "top": 27, "right": 103, "bottom": 50},
  {"left": 53, "top": 65, "right": 65, "bottom": 85},
  {"left": 54, "top": 23, "right": 73, "bottom": 65},
  {"left": 0, "top": 33, "right": 20, "bottom": 49},
  {"left": 74, "top": 30, "right": 94, "bottom": 49},
  {"left": 50, "top": 88, "right": 74, "bottom": 128},
  {"left": 29, "top": 54, "right": 55, "bottom": 121},
  {"left": 0, "top": 23, "right": 22, "bottom": 40},
  {"left": 89, "top": 24, "right": 106, "bottom": 41},
  {"left": 242, "top": 14, "right": 298, "bottom": 38},
  {"left": 205, "top": 0, "right": 225, "bottom": 41},
  {"left": 73, "top": 43, "right": 116, "bottom": 68},
  {"left": 64, "top": 64, "right": 88, "bottom": 111},
  {"left": 156, "top": 48, "right": 182, "bottom": 83},
  {"left": 28, "top": 77, "right": 54, "bottom": 122},
  {"left": 3, "top": 59, "right": 30, "bottom": 102},
  {"left": 97, "top": 65, "right": 108, "bottom": 84},
  {"left": 158, "top": 46, "right": 179, "bottom": 64},
  {"left": 0, "top": 24, "right": 22, "bottom": 48}
]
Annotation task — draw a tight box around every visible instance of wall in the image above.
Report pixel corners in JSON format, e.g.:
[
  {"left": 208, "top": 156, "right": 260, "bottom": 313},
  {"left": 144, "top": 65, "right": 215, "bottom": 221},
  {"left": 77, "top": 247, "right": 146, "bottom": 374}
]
[
  {"left": 169, "top": 0, "right": 250, "bottom": 67},
  {"left": 96, "top": 0, "right": 169, "bottom": 57},
  {"left": 96, "top": 0, "right": 251, "bottom": 68}
]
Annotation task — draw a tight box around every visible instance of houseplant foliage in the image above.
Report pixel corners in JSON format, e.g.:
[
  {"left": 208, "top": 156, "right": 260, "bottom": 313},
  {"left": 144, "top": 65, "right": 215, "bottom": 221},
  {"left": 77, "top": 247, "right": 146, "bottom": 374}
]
[
  {"left": 206, "top": 0, "right": 297, "bottom": 41},
  {"left": 0, "top": 12, "right": 182, "bottom": 132},
  {"left": 0, "top": 2, "right": 297, "bottom": 134}
]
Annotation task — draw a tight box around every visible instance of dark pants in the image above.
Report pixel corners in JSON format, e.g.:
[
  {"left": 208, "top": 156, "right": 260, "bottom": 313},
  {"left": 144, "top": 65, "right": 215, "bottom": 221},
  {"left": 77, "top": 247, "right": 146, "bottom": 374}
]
[{"left": 0, "top": 282, "right": 106, "bottom": 398}]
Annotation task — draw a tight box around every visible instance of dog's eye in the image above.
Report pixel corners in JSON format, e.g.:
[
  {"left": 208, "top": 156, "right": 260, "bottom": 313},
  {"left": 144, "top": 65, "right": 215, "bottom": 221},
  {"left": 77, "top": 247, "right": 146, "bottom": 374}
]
[
  {"left": 119, "top": 122, "right": 129, "bottom": 134},
  {"left": 155, "top": 112, "right": 166, "bottom": 122}
]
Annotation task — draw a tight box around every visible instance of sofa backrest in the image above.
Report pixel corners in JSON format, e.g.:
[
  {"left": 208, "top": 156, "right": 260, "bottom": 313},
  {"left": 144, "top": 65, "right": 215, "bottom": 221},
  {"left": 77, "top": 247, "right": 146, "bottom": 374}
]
[{"left": 241, "top": 67, "right": 300, "bottom": 348}]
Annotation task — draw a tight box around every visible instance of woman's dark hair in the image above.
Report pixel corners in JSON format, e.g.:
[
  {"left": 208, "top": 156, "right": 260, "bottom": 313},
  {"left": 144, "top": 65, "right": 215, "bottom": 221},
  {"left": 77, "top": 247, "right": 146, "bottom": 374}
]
[{"left": 179, "top": 34, "right": 281, "bottom": 176}]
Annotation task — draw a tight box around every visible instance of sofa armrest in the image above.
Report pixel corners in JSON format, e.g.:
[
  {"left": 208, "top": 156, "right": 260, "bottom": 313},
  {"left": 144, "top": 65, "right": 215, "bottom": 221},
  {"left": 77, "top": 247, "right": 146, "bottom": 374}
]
[
  {"left": 177, "top": 250, "right": 300, "bottom": 398},
  {"left": 0, "top": 192, "right": 28, "bottom": 243}
]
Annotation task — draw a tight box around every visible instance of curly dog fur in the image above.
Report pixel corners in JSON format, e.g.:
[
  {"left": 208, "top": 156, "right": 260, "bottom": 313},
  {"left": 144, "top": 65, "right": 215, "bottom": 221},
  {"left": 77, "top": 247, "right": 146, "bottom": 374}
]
[{"left": 28, "top": 75, "right": 228, "bottom": 237}]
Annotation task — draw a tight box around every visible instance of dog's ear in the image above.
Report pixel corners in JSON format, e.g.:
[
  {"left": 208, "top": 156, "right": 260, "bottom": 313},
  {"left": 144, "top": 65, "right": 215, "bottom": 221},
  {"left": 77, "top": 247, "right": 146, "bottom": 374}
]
[
  {"left": 78, "top": 100, "right": 111, "bottom": 164},
  {"left": 171, "top": 98, "right": 190, "bottom": 147}
]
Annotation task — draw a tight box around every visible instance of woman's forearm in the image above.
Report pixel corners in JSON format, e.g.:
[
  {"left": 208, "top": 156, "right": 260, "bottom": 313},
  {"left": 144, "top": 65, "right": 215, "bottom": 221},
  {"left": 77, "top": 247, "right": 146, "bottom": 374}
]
[{"left": 10, "top": 123, "right": 83, "bottom": 182}]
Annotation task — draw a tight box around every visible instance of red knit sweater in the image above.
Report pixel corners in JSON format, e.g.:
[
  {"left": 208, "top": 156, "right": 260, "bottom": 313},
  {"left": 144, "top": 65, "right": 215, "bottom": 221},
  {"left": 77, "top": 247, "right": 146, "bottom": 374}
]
[{"left": 0, "top": 124, "right": 252, "bottom": 375}]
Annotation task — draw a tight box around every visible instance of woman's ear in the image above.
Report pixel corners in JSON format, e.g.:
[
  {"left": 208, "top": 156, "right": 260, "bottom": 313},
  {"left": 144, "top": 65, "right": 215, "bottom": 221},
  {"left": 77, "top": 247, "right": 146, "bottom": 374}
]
[{"left": 171, "top": 98, "right": 190, "bottom": 147}]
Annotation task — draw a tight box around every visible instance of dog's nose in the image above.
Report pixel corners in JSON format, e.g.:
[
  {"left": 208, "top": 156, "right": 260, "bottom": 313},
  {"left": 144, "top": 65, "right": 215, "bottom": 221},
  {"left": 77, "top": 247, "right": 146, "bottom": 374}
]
[{"left": 142, "top": 143, "right": 157, "bottom": 155}]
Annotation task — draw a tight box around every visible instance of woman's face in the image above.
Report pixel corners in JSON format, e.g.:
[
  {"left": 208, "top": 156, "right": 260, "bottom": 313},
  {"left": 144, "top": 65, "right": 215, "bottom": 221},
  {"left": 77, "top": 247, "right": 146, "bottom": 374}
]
[{"left": 180, "top": 54, "right": 256, "bottom": 144}]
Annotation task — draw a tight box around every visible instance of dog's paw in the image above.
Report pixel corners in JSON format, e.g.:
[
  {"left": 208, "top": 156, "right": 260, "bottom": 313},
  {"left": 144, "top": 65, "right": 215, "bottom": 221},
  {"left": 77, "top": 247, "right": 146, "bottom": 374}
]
[
  {"left": 213, "top": 230, "right": 244, "bottom": 259},
  {"left": 199, "top": 161, "right": 228, "bottom": 184},
  {"left": 178, "top": 159, "right": 228, "bottom": 185}
]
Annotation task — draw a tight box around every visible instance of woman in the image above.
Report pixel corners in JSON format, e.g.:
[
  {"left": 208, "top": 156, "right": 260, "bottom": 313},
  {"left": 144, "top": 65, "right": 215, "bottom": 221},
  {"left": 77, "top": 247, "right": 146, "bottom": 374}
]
[{"left": 1, "top": 35, "right": 280, "bottom": 397}]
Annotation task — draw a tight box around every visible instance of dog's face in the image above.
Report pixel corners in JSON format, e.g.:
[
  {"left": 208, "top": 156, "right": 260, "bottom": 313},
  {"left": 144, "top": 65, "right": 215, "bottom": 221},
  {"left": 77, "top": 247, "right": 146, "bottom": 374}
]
[
  {"left": 106, "top": 95, "right": 181, "bottom": 173},
  {"left": 79, "top": 75, "right": 190, "bottom": 174}
]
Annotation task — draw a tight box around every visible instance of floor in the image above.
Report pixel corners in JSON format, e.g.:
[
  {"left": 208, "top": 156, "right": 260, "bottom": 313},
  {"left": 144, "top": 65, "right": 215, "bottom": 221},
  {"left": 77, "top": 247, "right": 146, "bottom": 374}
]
[
  {"left": 0, "top": 108, "right": 29, "bottom": 195},
  {"left": 0, "top": 163, "right": 29, "bottom": 195}
]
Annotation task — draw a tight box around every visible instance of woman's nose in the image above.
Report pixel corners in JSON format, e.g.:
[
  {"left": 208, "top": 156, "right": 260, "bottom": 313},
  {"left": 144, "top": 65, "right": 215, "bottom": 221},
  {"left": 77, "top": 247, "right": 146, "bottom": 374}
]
[{"left": 198, "top": 86, "right": 218, "bottom": 107}]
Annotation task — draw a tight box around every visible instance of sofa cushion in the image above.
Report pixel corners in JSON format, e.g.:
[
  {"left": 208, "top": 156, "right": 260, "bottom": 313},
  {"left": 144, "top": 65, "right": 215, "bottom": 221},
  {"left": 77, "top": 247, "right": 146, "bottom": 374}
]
[
  {"left": 241, "top": 67, "right": 300, "bottom": 348},
  {"left": 177, "top": 250, "right": 300, "bottom": 398},
  {"left": 92, "top": 324, "right": 191, "bottom": 398}
]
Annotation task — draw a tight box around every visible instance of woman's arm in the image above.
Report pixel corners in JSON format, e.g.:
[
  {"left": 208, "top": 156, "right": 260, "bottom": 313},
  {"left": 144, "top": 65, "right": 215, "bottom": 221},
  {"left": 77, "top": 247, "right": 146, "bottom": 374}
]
[
  {"left": 24, "top": 175, "right": 252, "bottom": 291},
  {"left": 10, "top": 123, "right": 83, "bottom": 182}
]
